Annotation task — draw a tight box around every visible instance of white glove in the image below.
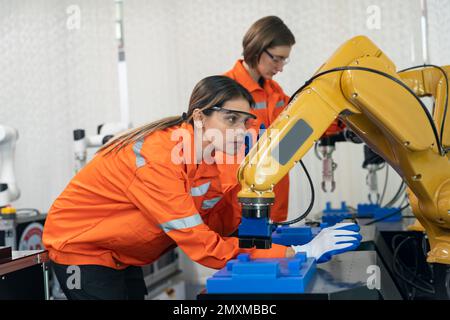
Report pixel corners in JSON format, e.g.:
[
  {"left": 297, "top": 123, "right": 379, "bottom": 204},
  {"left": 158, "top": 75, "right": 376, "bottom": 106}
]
[{"left": 292, "top": 222, "right": 362, "bottom": 263}]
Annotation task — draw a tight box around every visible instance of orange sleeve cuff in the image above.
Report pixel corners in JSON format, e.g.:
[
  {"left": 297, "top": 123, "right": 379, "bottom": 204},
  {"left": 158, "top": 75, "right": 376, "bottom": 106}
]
[{"left": 247, "top": 244, "right": 288, "bottom": 259}]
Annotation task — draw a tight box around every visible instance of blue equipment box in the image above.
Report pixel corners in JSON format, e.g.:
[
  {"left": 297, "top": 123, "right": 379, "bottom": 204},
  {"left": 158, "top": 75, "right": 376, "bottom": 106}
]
[{"left": 206, "top": 253, "right": 316, "bottom": 294}]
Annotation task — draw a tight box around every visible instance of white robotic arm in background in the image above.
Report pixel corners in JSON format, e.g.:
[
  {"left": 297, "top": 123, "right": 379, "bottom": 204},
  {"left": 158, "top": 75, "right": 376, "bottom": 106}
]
[
  {"left": 0, "top": 125, "right": 20, "bottom": 207},
  {"left": 73, "top": 122, "right": 129, "bottom": 173}
]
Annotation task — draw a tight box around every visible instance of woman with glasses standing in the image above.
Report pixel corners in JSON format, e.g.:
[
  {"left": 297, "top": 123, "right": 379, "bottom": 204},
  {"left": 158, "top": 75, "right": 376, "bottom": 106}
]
[{"left": 218, "top": 16, "right": 296, "bottom": 223}]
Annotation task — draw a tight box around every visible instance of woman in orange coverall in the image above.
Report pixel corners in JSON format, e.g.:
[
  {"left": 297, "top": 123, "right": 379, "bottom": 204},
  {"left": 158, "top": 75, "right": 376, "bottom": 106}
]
[
  {"left": 218, "top": 16, "right": 296, "bottom": 223},
  {"left": 43, "top": 75, "right": 294, "bottom": 300}
]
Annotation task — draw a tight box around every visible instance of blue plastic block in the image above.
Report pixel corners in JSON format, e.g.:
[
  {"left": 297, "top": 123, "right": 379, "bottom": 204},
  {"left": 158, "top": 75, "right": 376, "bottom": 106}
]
[
  {"left": 356, "top": 203, "right": 380, "bottom": 217},
  {"left": 372, "top": 207, "right": 402, "bottom": 222},
  {"left": 238, "top": 217, "right": 272, "bottom": 238},
  {"left": 322, "top": 201, "right": 353, "bottom": 225},
  {"left": 323, "top": 201, "right": 350, "bottom": 214},
  {"left": 272, "top": 225, "right": 324, "bottom": 246},
  {"left": 322, "top": 214, "right": 348, "bottom": 226},
  {"left": 206, "top": 253, "right": 316, "bottom": 294}
]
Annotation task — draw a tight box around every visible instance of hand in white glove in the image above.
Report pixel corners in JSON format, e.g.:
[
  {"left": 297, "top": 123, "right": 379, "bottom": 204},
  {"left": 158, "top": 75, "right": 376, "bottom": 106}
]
[{"left": 292, "top": 222, "right": 362, "bottom": 263}]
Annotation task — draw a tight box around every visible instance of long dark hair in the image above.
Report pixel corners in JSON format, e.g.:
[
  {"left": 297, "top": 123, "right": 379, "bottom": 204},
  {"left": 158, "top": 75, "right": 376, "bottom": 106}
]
[{"left": 98, "top": 75, "right": 254, "bottom": 155}]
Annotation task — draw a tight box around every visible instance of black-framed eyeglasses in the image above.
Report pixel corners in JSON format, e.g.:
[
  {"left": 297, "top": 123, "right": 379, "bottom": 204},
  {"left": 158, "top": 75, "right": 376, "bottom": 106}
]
[{"left": 264, "top": 49, "right": 290, "bottom": 65}]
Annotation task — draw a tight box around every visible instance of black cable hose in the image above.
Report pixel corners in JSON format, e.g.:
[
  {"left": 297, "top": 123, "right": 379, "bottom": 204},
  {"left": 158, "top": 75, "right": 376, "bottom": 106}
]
[
  {"left": 398, "top": 64, "right": 449, "bottom": 151},
  {"left": 290, "top": 66, "right": 445, "bottom": 155},
  {"left": 391, "top": 235, "right": 422, "bottom": 299},
  {"left": 390, "top": 181, "right": 406, "bottom": 205},
  {"left": 391, "top": 235, "right": 419, "bottom": 299},
  {"left": 378, "top": 165, "right": 389, "bottom": 206},
  {"left": 392, "top": 236, "right": 435, "bottom": 295},
  {"left": 384, "top": 181, "right": 406, "bottom": 208},
  {"left": 364, "top": 204, "right": 410, "bottom": 225},
  {"left": 273, "top": 160, "right": 315, "bottom": 226}
]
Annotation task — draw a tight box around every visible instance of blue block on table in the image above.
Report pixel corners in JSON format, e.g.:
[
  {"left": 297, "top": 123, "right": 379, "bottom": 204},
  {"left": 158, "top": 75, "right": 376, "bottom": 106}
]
[
  {"left": 322, "top": 201, "right": 352, "bottom": 225},
  {"left": 372, "top": 207, "right": 402, "bottom": 222},
  {"left": 272, "top": 224, "right": 326, "bottom": 246},
  {"left": 206, "top": 253, "right": 316, "bottom": 294},
  {"left": 357, "top": 203, "right": 380, "bottom": 217},
  {"left": 323, "top": 201, "right": 350, "bottom": 214}
]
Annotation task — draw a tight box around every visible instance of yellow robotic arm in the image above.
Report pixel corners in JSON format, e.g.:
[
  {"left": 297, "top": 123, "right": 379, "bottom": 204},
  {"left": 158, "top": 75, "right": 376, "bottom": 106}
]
[
  {"left": 399, "top": 66, "right": 450, "bottom": 149},
  {"left": 238, "top": 36, "right": 450, "bottom": 264}
]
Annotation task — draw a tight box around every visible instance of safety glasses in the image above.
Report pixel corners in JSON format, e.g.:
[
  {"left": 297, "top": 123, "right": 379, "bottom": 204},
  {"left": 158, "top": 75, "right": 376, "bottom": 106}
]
[
  {"left": 208, "top": 105, "right": 257, "bottom": 129},
  {"left": 264, "top": 49, "right": 290, "bottom": 65}
]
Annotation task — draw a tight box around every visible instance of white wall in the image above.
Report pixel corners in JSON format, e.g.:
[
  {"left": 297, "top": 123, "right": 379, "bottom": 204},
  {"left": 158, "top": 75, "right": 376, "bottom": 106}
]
[
  {"left": 0, "top": 0, "right": 121, "bottom": 211},
  {"left": 427, "top": 0, "right": 450, "bottom": 65},
  {"left": 427, "top": 0, "right": 450, "bottom": 145},
  {"left": 121, "top": 0, "right": 425, "bottom": 285}
]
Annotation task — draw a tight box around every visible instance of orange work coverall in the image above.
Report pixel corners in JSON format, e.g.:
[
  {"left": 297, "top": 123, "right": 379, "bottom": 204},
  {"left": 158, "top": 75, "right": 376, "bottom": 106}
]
[
  {"left": 217, "top": 59, "right": 291, "bottom": 222},
  {"left": 43, "top": 122, "right": 287, "bottom": 270}
]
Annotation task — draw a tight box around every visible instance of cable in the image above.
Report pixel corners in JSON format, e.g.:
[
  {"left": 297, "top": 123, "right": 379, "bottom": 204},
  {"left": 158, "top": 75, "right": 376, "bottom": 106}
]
[
  {"left": 399, "top": 193, "right": 409, "bottom": 208},
  {"left": 383, "top": 184, "right": 406, "bottom": 208},
  {"left": 274, "top": 160, "right": 315, "bottom": 226},
  {"left": 398, "top": 64, "right": 448, "bottom": 151},
  {"left": 383, "top": 183, "right": 405, "bottom": 207},
  {"left": 383, "top": 181, "right": 406, "bottom": 207},
  {"left": 391, "top": 235, "right": 416, "bottom": 298},
  {"left": 364, "top": 204, "right": 410, "bottom": 225},
  {"left": 392, "top": 236, "right": 435, "bottom": 295},
  {"left": 442, "top": 267, "right": 450, "bottom": 299},
  {"left": 391, "top": 235, "right": 419, "bottom": 299},
  {"left": 290, "top": 66, "right": 445, "bottom": 156},
  {"left": 378, "top": 165, "right": 389, "bottom": 206}
]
